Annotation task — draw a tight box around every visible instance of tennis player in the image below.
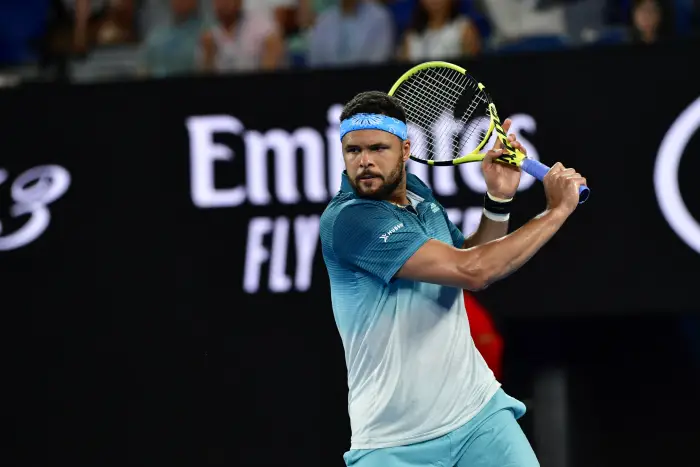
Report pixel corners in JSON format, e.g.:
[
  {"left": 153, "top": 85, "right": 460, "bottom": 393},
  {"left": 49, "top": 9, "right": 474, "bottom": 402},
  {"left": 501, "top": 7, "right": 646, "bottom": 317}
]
[{"left": 320, "top": 91, "right": 586, "bottom": 467}]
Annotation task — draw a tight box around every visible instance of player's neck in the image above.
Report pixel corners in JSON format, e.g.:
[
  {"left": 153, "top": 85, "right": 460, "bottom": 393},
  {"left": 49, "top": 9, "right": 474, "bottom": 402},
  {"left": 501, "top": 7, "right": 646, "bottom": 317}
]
[{"left": 387, "top": 184, "right": 409, "bottom": 206}]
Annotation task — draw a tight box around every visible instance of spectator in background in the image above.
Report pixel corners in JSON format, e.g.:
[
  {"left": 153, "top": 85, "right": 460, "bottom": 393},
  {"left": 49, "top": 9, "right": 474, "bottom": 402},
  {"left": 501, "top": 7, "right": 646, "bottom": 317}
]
[
  {"left": 242, "top": 0, "right": 297, "bottom": 48},
  {"left": 95, "top": 0, "right": 137, "bottom": 46},
  {"left": 31, "top": 0, "right": 135, "bottom": 78},
  {"left": 629, "top": 0, "right": 672, "bottom": 44},
  {"left": 140, "top": 0, "right": 205, "bottom": 78},
  {"left": 55, "top": 0, "right": 109, "bottom": 55},
  {"left": 297, "top": 0, "right": 337, "bottom": 27},
  {"left": 200, "top": 0, "right": 284, "bottom": 73},
  {"left": 307, "top": 0, "right": 395, "bottom": 68},
  {"left": 37, "top": 0, "right": 106, "bottom": 62},
  {"left": 480, "top": 0, "right": 567, "bottom": 46},
  {"left": 398, "top": 0, "right": 481, "bottom": 62},
  {"left": 46, "top": 0, "right": 137, "bottom": 55},
  {"left": 285, "top": 0, "right": 337, "bottom": 67}
]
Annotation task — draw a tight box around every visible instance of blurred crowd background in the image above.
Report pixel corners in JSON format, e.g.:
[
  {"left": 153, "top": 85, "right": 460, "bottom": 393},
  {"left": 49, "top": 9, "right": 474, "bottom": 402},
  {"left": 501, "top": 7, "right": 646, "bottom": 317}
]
[{"left": 0, "top": 0, "right": 698, "bottom": 83}]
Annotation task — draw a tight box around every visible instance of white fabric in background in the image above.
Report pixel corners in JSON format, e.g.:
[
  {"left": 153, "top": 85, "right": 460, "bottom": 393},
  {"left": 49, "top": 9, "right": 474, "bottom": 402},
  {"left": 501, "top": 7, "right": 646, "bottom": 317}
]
[{"left": 481, "top": 0, "right": 566, "bottom": 42}]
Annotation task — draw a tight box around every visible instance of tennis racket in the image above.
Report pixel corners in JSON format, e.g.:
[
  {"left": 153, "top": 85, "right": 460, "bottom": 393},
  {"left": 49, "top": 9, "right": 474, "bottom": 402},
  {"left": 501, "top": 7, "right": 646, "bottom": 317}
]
[{"left": 388, "top": 61, "right": 589, "bottom": 204}]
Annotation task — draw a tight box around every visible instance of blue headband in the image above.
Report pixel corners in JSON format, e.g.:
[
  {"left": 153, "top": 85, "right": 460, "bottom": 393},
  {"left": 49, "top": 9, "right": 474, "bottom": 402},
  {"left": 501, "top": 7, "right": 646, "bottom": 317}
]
[{"left": 339, "top": 113, "right": 408, "bottom": 142}]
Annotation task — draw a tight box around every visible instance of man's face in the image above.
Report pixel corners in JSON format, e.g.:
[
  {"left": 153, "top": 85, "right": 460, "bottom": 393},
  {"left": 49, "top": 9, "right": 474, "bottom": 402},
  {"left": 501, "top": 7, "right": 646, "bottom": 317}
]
[{"left": 342, "top": 129, "right": 410, "bottom": 200}]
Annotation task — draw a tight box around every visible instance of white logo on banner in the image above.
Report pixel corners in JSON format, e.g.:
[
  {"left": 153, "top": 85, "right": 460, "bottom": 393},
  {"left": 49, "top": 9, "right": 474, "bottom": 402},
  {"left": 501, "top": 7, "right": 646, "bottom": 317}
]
[
  {"left": 654, "top": 97, "right": 700, "bottom": 254},
  {"left": 0, "top": 165, "right": 71, "bottom": 251},
  {"left": 186, "top": 106, "right": 540, "bottom": 293}
]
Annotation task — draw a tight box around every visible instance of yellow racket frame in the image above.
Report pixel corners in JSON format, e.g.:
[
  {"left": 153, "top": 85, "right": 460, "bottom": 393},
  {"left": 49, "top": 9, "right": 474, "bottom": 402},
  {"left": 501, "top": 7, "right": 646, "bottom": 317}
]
[{"left": 388, "top": 61, "right": 526, "bottom": 168}]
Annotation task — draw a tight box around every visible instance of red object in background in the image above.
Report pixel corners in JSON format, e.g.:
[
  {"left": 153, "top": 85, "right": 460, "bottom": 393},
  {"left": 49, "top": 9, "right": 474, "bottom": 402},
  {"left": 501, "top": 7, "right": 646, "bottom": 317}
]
[{"left": 464, "top": 292, "right": 504, "bottom": 380}]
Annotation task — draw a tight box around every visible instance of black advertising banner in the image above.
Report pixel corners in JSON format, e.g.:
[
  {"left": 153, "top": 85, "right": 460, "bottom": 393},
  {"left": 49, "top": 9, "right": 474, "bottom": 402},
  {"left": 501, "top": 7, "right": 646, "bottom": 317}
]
[{"left": 2, "top": 41, "right": 699, "bottom": 319}]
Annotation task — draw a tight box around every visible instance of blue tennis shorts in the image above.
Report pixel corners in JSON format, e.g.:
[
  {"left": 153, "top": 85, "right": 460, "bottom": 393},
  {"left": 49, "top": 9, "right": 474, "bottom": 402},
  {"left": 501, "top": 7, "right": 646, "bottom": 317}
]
[{"left": 343, "top": 388, "right": 539, "bottom": 467}]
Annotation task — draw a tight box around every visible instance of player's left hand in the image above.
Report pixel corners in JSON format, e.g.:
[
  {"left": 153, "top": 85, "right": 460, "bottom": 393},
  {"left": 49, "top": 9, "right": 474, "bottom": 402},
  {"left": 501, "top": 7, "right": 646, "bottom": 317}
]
[{"left": 481, "top": 118, "right": 524, "bottom": 200}]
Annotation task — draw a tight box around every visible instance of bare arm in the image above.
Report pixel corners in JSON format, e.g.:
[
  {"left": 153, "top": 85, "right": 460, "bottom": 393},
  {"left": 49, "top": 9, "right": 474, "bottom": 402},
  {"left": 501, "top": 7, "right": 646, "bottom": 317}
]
[
  {"left": 261, "top": 30, "right": 285, "bottom": 70},
  {"left": 396, "top": 208, "right": 568, "bottom": 291},
  {"left": 463, "top": 215, "right": 508, "bottom": 249},
  {"left": 297, "top": 0, "right": 315, "bottom": 29},
  {"left": 461, "top": 18, "right": 482, "bottom": 56},
  {"left": 200, "top": 31, "right": 217, "bottom": 72},
  {"left": 463, "top": 121, "right": 526, "bottom": 247},
  {"left": 74, "top": 0, "right": 90, "bottom": 52},
  {"left": 397, "top": 33, "right": 411, "bottom": 61}
]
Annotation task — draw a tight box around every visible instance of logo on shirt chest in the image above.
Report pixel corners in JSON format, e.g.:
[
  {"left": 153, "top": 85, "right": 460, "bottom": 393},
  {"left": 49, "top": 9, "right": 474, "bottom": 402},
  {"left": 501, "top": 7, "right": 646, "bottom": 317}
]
[{"left": 379, "top": 223, "right": 404, "bottom": 242}]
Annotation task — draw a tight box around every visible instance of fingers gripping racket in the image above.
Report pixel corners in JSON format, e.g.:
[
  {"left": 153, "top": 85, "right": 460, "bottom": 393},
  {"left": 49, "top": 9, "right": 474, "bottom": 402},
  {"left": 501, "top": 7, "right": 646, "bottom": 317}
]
[{"left": 388, "top": 61, "right": 590, "bottom": 204}]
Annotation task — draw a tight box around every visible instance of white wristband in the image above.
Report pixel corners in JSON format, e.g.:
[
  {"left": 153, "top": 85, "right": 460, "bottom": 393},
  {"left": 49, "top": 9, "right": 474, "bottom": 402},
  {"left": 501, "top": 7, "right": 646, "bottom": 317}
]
[{"left": 483, "top": 208, "right": 510, "bottom": 222}]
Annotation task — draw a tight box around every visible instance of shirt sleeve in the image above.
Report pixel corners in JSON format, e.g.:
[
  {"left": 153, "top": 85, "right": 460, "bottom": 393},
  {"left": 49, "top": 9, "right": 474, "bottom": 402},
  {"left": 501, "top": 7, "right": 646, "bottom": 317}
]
[{"left": 332, "top": 202, "right": 430, "bottom": 284}]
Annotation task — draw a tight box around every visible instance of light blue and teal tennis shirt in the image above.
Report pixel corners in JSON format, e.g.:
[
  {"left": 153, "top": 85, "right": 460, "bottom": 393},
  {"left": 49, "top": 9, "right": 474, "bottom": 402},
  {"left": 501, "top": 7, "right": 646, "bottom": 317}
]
[{"left": 320, "top": 171, "right": 500, "bottom": 450}]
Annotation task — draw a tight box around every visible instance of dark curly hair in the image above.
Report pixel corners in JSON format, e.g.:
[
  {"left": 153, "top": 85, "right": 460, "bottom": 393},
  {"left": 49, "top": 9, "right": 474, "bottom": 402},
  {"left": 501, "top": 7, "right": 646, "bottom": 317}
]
[{"left": 340, "top": 91, "right": 407, "bottom": 123}]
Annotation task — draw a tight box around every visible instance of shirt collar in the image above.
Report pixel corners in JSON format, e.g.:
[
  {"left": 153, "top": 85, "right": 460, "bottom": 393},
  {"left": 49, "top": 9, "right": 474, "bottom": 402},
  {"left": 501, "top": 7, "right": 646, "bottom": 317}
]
[{"left": 339, "top": 171, "right": 433, "bottom": 200}]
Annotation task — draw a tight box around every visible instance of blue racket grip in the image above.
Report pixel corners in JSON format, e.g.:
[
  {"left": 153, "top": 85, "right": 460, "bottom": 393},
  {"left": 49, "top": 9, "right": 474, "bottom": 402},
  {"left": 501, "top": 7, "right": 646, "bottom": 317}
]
[{"left": 520, "top": 158, "right": 590, "bottom": 204}]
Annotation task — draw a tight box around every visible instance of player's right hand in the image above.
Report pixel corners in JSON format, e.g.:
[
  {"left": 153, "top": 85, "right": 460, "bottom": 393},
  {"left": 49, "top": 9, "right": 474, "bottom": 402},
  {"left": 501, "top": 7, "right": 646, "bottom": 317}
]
[{"left": 543, "top": 162, "right": 587, "bottom": 215}]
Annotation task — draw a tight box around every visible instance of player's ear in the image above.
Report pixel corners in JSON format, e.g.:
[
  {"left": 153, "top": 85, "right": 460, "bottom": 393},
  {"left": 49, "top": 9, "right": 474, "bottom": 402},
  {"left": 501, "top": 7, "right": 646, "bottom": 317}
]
[{"left": 402, "top": 139, "right": 411, "bottom": 162}]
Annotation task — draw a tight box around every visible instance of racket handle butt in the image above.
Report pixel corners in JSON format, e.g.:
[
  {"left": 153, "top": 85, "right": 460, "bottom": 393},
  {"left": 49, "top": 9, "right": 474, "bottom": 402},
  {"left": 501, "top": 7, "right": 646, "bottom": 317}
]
[
  {"left": 520, "top": 158, "right": 590, "bottom": 205},
  {"left": 578, "top": 185, "right": 590, "bottom": 204}
]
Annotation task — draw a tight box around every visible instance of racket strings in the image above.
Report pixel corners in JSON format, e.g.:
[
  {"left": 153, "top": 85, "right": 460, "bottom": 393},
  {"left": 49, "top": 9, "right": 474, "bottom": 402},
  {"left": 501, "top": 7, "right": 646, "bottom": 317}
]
[
  {"left": 398, "top": 79, "right": 455, "bottom": 132},
  {"left": 400, "top": 70, "right": 465, "bottom": 131},
  {"left": 397, "top": 80, "right": 456, "bottom": 159},
  {"left": 393, "top": 67, "right": 490, "bottom": 162},
  {"left": 394, "top": 70, "right": 466, "bottom": 161}
]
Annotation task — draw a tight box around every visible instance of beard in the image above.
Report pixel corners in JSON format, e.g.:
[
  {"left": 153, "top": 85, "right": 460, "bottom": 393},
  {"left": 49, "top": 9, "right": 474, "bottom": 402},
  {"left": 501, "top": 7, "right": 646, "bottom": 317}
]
[{"left": 351, "top": 158, "right": 405, "bottom": 200}]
